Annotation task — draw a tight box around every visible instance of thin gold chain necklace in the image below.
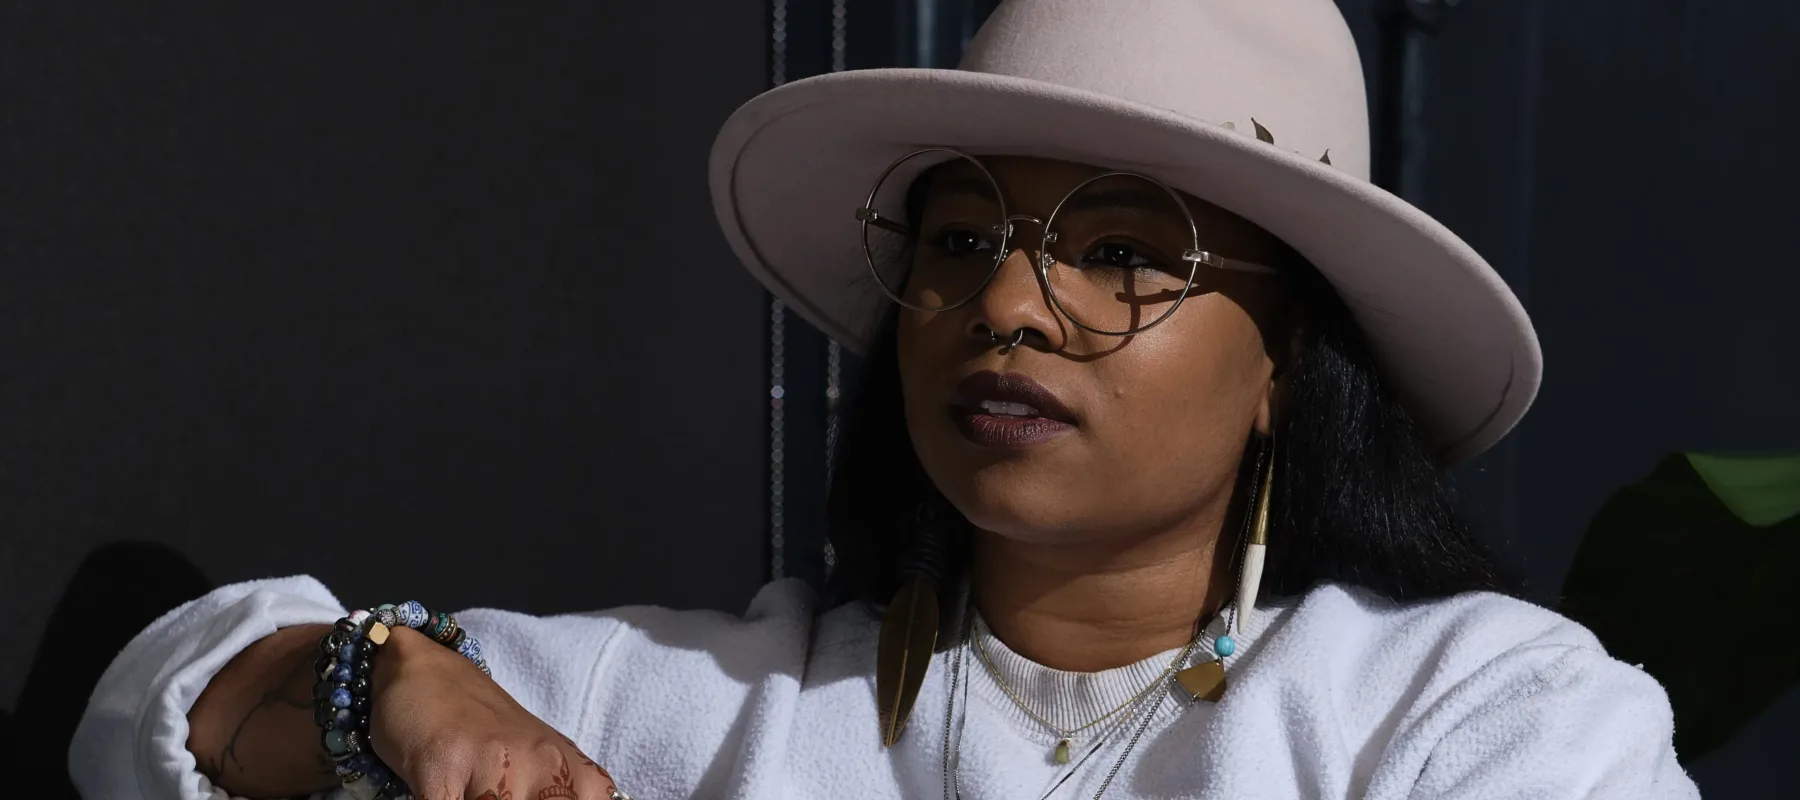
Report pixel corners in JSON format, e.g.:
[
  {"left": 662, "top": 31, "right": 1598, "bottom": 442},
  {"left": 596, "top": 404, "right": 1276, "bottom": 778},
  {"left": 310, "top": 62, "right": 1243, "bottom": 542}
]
[{"left": 970, "top": 621, "right": 1201, "bottom": 764}]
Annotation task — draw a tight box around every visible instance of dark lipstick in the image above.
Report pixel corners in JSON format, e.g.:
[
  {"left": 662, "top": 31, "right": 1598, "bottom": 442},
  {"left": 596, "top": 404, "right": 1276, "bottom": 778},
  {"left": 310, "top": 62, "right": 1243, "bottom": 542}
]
[{"left": 949, "top": 370, "right": 1078, "bottom": 449}]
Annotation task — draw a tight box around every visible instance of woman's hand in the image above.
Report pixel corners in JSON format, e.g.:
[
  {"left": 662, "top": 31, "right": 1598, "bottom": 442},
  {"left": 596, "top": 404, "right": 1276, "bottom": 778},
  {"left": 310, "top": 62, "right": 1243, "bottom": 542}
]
[{"left": 370, "top": 625, "right": 619, "bottom": 800}]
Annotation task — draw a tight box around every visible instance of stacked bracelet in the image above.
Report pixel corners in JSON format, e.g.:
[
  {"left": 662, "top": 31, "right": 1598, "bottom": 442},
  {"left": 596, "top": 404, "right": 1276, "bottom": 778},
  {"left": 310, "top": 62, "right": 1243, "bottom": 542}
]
[{"left": 312, "top": 601, "right": 490, "bottom": 800}]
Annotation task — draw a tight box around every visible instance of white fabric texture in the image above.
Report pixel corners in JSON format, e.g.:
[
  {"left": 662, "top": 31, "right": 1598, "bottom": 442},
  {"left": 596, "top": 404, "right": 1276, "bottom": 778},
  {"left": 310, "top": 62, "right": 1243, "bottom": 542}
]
[{"left": 72, "top": 576, "right": 1700, "bottom": 799}]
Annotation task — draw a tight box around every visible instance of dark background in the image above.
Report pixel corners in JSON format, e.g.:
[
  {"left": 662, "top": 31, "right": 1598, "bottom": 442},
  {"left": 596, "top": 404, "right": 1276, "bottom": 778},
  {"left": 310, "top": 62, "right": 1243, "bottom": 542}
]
[{"left": 3, "top": 0, "right": 1794, "bottom": 796}]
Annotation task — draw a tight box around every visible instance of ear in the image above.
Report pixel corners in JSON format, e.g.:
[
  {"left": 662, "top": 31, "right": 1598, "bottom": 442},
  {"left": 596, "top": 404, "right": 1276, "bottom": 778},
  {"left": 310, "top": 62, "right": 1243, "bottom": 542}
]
[
  {"left": 1255, "top": 313, "right": 1303, "bottom": 438},
  {"left": 1254, "top": 378, "right": 1277, "bottom": 437}
]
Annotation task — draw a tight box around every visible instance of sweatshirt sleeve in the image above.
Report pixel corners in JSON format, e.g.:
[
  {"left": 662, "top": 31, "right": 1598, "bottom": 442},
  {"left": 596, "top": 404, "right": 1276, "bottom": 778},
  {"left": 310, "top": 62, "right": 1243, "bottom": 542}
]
[
  {"left": 1404, "top": 645, "right": 1700, "bottom": 800},
  {"left": 69, "top": 575, "right": 348, "bottom": 800},
  {"left": 69, "top": 576, "right": 625, "bottom": 800}
]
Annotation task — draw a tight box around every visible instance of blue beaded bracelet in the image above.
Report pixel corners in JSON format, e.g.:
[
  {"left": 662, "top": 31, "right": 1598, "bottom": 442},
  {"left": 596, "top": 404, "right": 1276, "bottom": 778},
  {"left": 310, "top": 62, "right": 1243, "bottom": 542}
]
[{"left": 312, "top": 602, "right": 490, "bottom": 800}]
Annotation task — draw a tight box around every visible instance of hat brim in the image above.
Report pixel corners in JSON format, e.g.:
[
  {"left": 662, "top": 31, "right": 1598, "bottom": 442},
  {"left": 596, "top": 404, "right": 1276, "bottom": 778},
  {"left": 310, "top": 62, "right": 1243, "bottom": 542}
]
[{"left": 709, "top": 68, "right": 1539, "bottom": 463}]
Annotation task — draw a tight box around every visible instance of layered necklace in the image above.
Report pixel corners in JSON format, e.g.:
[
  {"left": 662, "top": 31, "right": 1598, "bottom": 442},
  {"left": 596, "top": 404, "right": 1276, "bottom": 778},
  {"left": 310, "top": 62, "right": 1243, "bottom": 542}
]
[
  {"left": 939, "top": 608, "right": 1223, "bottom": 800},
  {"left": 971, "top": 619, "right": 1199, "bottom": 765}
]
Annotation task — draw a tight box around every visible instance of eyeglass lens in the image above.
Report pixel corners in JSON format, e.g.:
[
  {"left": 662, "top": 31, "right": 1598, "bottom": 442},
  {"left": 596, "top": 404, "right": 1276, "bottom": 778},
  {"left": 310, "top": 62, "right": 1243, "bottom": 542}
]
[{"left": 860, "top": 154, "right": 1204, "bottom": 335}]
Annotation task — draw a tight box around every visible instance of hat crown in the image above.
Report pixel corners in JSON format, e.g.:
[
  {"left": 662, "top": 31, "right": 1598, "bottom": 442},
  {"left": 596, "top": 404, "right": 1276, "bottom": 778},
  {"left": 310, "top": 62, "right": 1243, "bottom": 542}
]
[{"left": 959, "top": 0, "right": 1371, "bottom": 179}]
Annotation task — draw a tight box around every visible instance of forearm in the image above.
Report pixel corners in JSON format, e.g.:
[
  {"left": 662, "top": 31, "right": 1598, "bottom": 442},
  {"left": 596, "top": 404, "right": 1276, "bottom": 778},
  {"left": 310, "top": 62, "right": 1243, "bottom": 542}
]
[{"left": 186, "top": 623, "right": 339, "bottom": 798}]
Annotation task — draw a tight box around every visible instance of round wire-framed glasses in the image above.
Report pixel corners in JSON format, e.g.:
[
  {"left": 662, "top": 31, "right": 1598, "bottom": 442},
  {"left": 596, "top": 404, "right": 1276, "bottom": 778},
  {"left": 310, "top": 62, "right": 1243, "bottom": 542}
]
[{"left": 855, "top": 148, "right": 1279, "bottom": 337}]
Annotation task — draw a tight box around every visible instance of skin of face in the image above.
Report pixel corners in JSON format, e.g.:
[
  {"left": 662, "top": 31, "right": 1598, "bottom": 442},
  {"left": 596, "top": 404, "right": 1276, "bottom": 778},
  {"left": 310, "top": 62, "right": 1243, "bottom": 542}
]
[{"left": 896, "top": 155, "right": 1296, "bottom": 581}]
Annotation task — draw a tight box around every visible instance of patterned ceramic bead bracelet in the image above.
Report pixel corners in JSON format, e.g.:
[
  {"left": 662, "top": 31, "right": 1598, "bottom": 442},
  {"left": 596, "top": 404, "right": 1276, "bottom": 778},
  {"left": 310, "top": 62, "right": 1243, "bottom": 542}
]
[{"left": 312, "top": 601, "right": 490, "bottom": 800}]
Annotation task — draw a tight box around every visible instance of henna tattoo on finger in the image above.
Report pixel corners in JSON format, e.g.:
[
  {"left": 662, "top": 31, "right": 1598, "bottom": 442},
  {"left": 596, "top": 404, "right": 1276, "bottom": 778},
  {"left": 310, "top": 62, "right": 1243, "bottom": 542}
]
[
  {"left": 475, "top": 748, "right": 515, "bottom": 800},
  {"left": 473, "top": 772, "right": 511, "bottom": 800},
  {"left": 558, "top": 733, "right": 615, "bottom": 783},
  {"left": 536, "top": 752, "right": 577, "bottom": 799}
]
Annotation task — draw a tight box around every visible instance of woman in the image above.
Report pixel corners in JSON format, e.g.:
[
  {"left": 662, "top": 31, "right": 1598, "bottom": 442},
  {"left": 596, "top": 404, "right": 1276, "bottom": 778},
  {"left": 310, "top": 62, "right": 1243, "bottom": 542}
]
[{"left": 72, "top": 1, "right": 1700, "bottom": 799}]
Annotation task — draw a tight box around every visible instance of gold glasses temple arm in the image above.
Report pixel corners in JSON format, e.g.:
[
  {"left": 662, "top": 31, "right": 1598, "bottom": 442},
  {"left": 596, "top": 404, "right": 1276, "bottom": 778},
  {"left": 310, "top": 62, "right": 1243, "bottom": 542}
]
[
  {"left": 1183, "top": 248, "right": 1280, "bottom": 276},
  {"left": 856, "top": 207, "right": 913, "bottom": 237}
]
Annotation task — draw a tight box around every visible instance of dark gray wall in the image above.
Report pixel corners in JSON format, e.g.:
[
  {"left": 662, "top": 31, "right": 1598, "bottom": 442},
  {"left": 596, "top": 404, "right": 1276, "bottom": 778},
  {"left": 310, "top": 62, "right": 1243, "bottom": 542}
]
[
  {"left": 0, "top": 0, "right": 770, "bottom": 733},
  {"left": 1411, "top": 0, "right": 1800, "bottom": 589},
  {"left": 1372, "top": 0, "right": 1800, "bottom": 793}
]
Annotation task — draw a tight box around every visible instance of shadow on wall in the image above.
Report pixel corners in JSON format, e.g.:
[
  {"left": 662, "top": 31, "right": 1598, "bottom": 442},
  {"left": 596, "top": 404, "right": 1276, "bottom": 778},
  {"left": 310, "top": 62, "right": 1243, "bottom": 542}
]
[{"left": 16, "top": 541, "right": 213, "bottom": 800}]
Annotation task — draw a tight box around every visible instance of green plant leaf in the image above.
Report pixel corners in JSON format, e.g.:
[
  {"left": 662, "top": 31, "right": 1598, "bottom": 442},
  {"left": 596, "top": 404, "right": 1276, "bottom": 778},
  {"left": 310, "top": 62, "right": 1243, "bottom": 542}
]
[
  {"left": 1559, "top": 453, "right": 1800, "bottom": 762},
  {"left": 1686, "top": 452, "right": 1800, "bottom": 527}
]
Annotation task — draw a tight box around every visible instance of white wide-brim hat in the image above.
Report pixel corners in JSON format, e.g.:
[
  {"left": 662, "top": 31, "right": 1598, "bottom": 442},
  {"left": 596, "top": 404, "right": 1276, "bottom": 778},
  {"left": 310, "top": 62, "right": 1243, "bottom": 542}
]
[{"left": 708, "top": 0, "right": 1540, "bottom": 463}]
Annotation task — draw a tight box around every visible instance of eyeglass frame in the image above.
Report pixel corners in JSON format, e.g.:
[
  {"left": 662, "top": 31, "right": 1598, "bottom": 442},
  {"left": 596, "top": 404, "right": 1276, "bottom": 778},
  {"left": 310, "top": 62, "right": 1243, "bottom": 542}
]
[{"left": 854, "top": 147, "right": 1280, "bottom": 337}]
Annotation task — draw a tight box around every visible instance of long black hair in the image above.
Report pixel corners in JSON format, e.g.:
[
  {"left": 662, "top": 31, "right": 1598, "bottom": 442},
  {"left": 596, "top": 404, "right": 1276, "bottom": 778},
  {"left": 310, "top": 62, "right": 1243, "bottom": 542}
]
[{"left": 823, "top": 176, "right": 1520, "bottom": 612}]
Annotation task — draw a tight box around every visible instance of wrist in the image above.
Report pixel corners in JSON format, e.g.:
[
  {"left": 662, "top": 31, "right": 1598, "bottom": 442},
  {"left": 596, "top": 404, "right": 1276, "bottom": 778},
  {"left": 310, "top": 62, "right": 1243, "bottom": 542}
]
[
  {"left": 312, "top": 602, "right": 489, "bottom": 800},
  {"left": 368, "top": 625, "right": 424, "bottom": 685},
  {"left": 186, "top": 623, "right": 341, "bottom": 797}
]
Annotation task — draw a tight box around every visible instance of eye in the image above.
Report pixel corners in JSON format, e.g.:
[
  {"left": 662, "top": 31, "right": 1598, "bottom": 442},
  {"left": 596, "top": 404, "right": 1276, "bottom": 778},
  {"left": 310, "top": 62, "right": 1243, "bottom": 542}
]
[
  {"left": 1079, "top": 241, "right": 1154, "bottom": 270},
  {"left": 932, "top": 227, "right": 996, "bottom": 256}
]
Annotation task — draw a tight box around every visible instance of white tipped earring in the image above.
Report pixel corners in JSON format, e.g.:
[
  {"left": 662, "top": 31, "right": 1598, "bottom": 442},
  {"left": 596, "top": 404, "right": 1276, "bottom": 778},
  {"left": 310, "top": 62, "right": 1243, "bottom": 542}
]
[
  {"left": 1233, "top": 436, "right": 1275, "bottom": 636},
  {"left": 1175, "top": 434, "right": 1274, "bottom": 704}
]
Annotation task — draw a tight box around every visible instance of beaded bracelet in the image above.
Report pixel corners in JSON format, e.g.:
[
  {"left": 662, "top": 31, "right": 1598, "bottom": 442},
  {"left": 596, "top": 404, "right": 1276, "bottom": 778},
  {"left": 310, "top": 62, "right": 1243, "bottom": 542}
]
[{"left": 312, "top": 601, "right": 490, "bottom": 800}]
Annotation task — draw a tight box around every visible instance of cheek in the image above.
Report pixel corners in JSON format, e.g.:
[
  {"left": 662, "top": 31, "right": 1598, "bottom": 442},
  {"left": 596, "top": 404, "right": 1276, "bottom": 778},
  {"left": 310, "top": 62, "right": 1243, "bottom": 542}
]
[
  {"left": 894, "top": 306, "right": 954, "bottom": 367},
  {"left": 895, "top": 309, "right": 941, "bottom": 419},
  {"left": 1082, "top": 303, "right": 1271, "bottom": 503},
  {"left": 895, "top": 309, "right": 968, "bottom": 484}
]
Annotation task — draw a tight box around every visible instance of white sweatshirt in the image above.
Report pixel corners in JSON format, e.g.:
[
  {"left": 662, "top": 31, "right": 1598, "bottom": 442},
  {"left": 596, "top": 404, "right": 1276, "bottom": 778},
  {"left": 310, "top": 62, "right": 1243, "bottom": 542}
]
[{"left": 71, "top": 576, "right": 1700, "bottom": 800}]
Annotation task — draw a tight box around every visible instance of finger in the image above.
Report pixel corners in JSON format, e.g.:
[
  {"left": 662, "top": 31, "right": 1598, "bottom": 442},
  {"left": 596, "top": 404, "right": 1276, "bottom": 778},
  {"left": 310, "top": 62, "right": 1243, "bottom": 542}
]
[
  {"left": 464, "top": 746, "right": 516, "bottom": 800},
  {"left": 568, "top": 748, "right": 621, "bottom": 799},
  {"left": 522, "top": 747, "right": 617, "bottom": 800},
  {"left": 556, "top": 733, "right": 620, "bottom": 790}
]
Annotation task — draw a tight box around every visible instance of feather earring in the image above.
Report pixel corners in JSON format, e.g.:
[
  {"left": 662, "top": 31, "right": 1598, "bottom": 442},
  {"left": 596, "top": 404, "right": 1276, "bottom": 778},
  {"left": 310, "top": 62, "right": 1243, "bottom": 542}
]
[
  {"left": 1176, "top": 434, "right": 1273, "bottom": 704},
  {"left": 875, "top": 504, "right": 952, "bottom": 747}
]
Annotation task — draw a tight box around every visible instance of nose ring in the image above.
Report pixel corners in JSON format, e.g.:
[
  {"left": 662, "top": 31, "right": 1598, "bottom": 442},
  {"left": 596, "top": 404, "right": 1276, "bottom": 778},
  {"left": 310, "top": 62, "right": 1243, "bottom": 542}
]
[{"left": 988, "top": 328, "right": 1028, "bottom": 351}]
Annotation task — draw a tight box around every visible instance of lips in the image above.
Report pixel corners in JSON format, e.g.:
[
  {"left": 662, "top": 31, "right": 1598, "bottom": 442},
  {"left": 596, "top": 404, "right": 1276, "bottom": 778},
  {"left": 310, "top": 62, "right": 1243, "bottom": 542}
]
[{"left": 949, "top": 370, "right": 1078, "bottom": 449}]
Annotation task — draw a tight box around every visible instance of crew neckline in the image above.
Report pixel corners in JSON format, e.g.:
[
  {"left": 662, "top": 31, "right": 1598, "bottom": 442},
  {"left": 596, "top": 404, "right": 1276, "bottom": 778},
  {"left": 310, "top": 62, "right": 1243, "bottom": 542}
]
[{"left": 959, "top": 599, "right": 1281, "bottom": 744}]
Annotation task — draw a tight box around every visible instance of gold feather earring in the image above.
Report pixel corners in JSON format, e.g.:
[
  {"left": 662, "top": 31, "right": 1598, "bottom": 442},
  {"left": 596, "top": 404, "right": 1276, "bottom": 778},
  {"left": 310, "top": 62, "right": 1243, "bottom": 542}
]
[{"left": 876, "top": 504, "right": 952, "bottom": 746}]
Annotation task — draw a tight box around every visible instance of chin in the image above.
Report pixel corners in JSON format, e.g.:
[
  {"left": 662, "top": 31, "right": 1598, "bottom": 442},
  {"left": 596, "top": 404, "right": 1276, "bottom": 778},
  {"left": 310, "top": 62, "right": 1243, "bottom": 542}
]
[
  {"left": 911, "top": 414, "right": 1099, "bottom": 541},
  {"left": 931, "top": 461, "right": 1096, "bottom": 544}
]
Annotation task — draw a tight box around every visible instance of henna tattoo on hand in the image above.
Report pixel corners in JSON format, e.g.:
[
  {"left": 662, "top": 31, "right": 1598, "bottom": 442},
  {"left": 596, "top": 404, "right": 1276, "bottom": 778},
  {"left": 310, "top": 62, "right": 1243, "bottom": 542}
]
[
  {"left": 475, "top": 748, "right": 514, "bottom": 800},
  {"left": 536, "top": 752, "right": 577, "bottom": 799},
  {"left": 558, "top": 733, "right": 615, "bottom": 784},
  {"left": 474, "top": 771, "right": 512, "bottom": 800}
]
